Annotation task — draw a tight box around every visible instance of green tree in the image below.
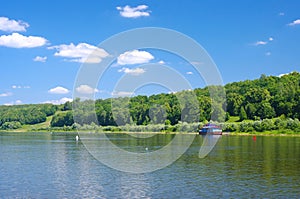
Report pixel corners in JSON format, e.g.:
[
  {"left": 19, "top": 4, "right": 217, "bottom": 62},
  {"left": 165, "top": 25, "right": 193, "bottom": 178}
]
[
  {"left": 239, "top": 106, "right": 247, "bottom": 121},
  {"left": 1, "top": 121, "right": 22, "bottom": 130},
  {"left": 51, "top": 111, "right": 74, "bottom": 127},
  {"left": 257, "top": 102, "right": 276, "bottom": 119}
]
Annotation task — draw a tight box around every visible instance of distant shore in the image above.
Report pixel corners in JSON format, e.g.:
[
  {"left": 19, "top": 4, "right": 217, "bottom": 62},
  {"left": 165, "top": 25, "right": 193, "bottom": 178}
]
[{"left": 1, "top": 130, "right": 300, "bottom": 137}]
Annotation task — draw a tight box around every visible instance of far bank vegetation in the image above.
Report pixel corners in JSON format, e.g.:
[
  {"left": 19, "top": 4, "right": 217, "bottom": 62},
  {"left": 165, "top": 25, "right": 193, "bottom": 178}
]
[{"left": 1, "top": 72, "right": 299, "bottom": 134}]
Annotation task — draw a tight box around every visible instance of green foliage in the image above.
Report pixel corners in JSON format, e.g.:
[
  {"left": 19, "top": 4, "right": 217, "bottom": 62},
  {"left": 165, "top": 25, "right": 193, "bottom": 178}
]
[
  {"left": 0, "top": 104, "right": 51, "bottom": 127},
  {"left": 226, "top": 72, "right": 300, "bottom": 120},
  {"left": 62, "top": 101, "right": 72, "bottom": 111},
  {"left": 0, "top": 72, "right": 300, "bottom": 132},
  {"left": 239, "top": 121, "right": 254, "bottom": 132},
  {"left": 222, "top": 123, "right": 239, "bottom": 132},
  {"left": 1, "top": 121, "right": 22, "bottom": 130},
  {"left": 223, "top": 117, "right": 300, "bottom": 133},
  {"left": 239, "top": 106, "right": 247, "bottom": 121},
  {"left": 50, "top": 111, "right": 74, "bottom": 127}
]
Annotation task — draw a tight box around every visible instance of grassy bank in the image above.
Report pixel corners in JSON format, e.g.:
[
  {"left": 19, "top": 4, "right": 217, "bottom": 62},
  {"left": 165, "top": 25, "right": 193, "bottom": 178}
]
[
  {"left": 2, "top": 120, "right": 300, "bottom": 137},
  {"left": 1, "top": 113, "right": 300, "bottom": 136}
]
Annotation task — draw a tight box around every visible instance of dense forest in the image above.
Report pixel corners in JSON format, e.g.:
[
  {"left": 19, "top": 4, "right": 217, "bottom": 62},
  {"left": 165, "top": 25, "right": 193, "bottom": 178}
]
[
  {"left": 0, "top": 104, "right": 57, "bottom": 130},
  {"left": 0, "top": 72, "right": 299, "bottom": 132}
]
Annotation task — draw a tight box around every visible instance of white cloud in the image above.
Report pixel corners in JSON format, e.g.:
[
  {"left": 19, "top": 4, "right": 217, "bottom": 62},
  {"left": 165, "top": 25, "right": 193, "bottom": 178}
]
[
  {"left": 43, "top": 97, "right": 73, "bottom": 105},
  {"left": 265, "top": 52, "right": 271, "bottom": 56},
  {"left": 0, "top": 92, "right": 12, "bottom": 97},
  {"left": 117, "top": 5, "right": 150, "bottom": 18},
  {"left": 158, "top": 60, "right": 165, "bottom": 64},
  {"left": 0, "top": 17, "right": 29, "bottom": 32},
  {"left": 48, "top": 86, "right": 70, "bottom": 94},
  {"left": 4, "top": 100, "right": 22, "bottom": 106},
  {"left": 278, "top": 73, "right": 289, "bottom": 77},
  {"left": 288, "top": 19, "right": 300, "bottom": 26},
  {"left": 186, "top": 71, "right": 193, "bottom": 75},
  {"left": 112, "top": 91, "right": 134, "bottom": 97},
  {"left": 12, "top": 85, "right": 30, "bottom": 89},
  {"left": 12, "top": 85, "right": 20, "bottom": 89},
  {"left": 279, "top": 12, "right": 285, "bottom": 16},
  {"left": 254, "top": 41, "right": 268, "bottom": 46},
  {"left": 117, "top": 50, "right": 154, "bottom": 65},
  {"left": 118, "top": 67, "right": 145, "bottom": 76},
  {"left": 76, "top": 85, "right": 99, "bottom": 94},
  {"left": 252, "top": 37, "right": 274, "bottom": 46},
  {"left": 15, "top": 100, "right": 22, "bottom": 104},
  {"left": 277, "top": 71, "right": 300, "bottom": 77},
  {"left": 33, "top": 56, "right": 47, "bottom": 62},
  {"left": 0, "top": 33, "right": 47, "bottom": 48},
  {"left": 48, "top": 43, "right": 109, "bottom": 64}
]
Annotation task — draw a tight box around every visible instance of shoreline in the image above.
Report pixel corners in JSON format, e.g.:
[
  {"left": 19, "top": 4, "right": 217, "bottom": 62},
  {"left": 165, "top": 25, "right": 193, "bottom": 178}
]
[{"left": 1, "top": 130, "right": 300, "bottom": 137}]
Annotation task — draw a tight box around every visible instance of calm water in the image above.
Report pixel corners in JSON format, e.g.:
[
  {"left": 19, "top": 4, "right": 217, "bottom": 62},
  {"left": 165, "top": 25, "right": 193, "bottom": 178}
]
[{"left": 0, "top": 132, "right": 300, "bottom": 198}]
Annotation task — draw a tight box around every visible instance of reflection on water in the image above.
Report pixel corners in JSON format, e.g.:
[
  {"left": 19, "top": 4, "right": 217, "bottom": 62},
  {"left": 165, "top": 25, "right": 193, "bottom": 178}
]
[
  {"left": 0, "top": 133, "right": 299, "bottom": 198},
  {"left": 81, "top": 133, "right": 196, "bottom": 173}
]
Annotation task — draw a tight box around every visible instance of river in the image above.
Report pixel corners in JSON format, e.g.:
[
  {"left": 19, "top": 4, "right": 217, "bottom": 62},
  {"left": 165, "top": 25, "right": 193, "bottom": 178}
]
[{"left": 0, "top": 132, "right": 299, "bottom": 198}]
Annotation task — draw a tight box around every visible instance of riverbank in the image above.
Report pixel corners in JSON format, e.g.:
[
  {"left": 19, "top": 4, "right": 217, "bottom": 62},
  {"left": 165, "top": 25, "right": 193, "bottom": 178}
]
[{"left": 1, "top": 129, "right": 300, "bottom": 136}]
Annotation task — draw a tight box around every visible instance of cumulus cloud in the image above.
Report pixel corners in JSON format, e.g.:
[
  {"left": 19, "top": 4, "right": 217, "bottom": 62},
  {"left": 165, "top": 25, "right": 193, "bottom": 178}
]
[
  {"left": 158, "top": 60, "right": 165, "bottom": 64},
  {"left": 112, "top": 91, "right": 134, "bottom": 97},
  {"left": 117, "top": 5, "right": 150, "bottom": 18},
  {"left": 118, "top": 67, "right": 145, "bottom": 75},
  {"left": 0, "top": 92, "right": 12, "bottom": 97},
  {"left": 0, "top": 17, "right": 29, "bottom": 32},
  {"left": 117, "top": 50, "right": 154, "bottom": 65},
  {"left": 76, "top": 85, "right": 99, "bottom": 94},
  {"left": 288, "top": 19, "right": 300, "bottom": 26},
  {"left": 48, "top": 86, "right": 70, "bottom": 94},
  {"left": 186, "top": 71, "right": 193, "bottom": 75},
  {"left": 43, "top": 97, "right": 73, "bottom": 105},
  {"left": 0, "top": 33, "right": 47, "bottom": 48},
  {"left": 33, "top": 56, "right": 47, "bottom": 62},
  {"left": 48, "top": 43, "right": 109, "bottom": 63}
]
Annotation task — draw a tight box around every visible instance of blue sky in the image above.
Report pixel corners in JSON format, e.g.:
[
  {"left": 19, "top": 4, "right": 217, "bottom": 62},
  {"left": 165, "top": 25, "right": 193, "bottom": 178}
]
[{"left": 0, "top": 0, "right": 300, "bottom": 105}]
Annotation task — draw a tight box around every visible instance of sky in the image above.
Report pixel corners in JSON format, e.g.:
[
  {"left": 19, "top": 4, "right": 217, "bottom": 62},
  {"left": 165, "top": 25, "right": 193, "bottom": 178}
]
[{"left": 0, "top": 0, "right": 300, "bottom": 105}]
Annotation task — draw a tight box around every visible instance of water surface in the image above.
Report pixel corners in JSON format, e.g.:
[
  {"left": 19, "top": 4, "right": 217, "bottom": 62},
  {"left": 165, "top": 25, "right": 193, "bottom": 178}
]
[{"left": 0, "top": 132, "right": 299, "bottom": 198}]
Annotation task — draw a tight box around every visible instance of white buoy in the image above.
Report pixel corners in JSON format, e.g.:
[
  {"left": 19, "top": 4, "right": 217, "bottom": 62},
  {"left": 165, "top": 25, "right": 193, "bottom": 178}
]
[{"left": 75, "top": 135, "right": 79, "bottom": 141}]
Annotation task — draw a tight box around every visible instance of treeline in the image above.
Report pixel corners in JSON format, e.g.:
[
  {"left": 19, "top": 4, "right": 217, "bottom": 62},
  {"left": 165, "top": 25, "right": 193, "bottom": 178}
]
[
  {"left": 50, "top": 72, "right": 300, "bottom": 128},
  {"left": 226, "top": 72, "right": 300, "bottom": 120},
  {"left": 0, "top": 104, "right": 57, "bottom": 130},
  {"left": 1, "top": 72, "right": 299, "bottom": 131}
]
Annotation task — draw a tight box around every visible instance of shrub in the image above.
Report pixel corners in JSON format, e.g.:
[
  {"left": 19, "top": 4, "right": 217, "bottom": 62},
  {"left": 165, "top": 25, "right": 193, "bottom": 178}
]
[
  {"left": 239, "top": 122, "right": 254, "bottom": 132},
  {"left": 1, "top": 121, "right": 22, "bottom": 130},
  {"left": 261, "top": 119, "right": 275, "bottom": 131},
  {"left": 252, "top": 121, "right": 262, "bottom": 132}
]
